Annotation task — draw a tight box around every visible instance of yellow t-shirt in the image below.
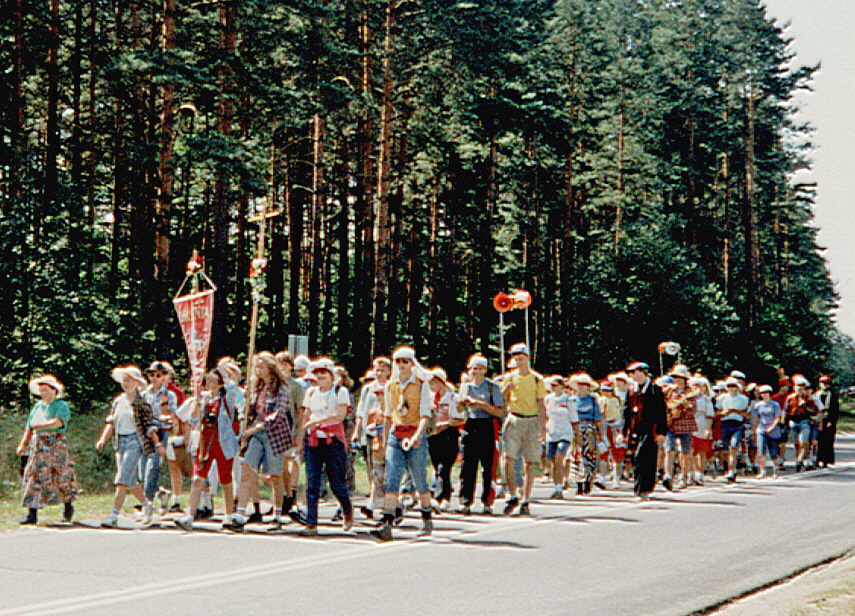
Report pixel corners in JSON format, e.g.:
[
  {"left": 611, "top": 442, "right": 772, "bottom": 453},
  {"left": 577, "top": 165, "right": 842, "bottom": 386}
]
[
  {"left": 600, "top": 396, "right": 622, "bottom": 423},
  {"left": 507, "top": 371, "right": 546, "bottom": 417}
]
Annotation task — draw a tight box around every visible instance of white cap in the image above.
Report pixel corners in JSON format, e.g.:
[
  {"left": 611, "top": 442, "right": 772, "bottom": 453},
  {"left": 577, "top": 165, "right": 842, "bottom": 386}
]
[
  {"left": 293, "top": 355, "right": 310, "bottom": 371},
  {"left": 509, "top": 343, "right": 530, "bottom": 357},
  {"left": 730, "top": 370, "right": 746, "bottom": 381},
  {"left": 467, "top": 355, "right": 489, "bottom": 370},
  {"left": 792, "top": 374, "right": 810, "bottom": 386},
  {"left": 725, "top": 377, "right": 742, "bottom": 388},
  {"left": 307, "top": 357, "right": 335, "bottom": 379},
  {"left": 757, "top": 385, "right": 773, "bottom": 394}
]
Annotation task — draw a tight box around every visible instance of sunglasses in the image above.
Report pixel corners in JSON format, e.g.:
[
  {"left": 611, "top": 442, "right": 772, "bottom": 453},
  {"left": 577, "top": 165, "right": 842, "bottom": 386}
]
[{"left": 394, "top": 359, "right": 412, "bottom": 364}]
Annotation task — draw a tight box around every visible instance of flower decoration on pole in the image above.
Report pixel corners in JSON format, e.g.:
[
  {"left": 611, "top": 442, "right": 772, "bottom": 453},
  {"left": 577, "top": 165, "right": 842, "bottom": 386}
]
[
  {"left": 492, "top": 288, "right": 533, "bottom": 372},
  {"left": 249, "top": 258, "right": 268, "bottom": 304}
]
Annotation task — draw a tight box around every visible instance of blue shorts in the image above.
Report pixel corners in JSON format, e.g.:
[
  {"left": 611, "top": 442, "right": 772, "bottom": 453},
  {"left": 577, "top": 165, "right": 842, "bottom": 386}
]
[
  {"left": 384, "top": 432, "right": 429, "bottom": 496},
  {"left": 546, "top": 440, "right": 571, "bottom": 460},
  {"left": 790, "top": 420, "right": 811, "bottom": 445},
  {"left": 721, "top": 422, "right": 744, "bottom": 449},
  {"left": 757, "top": 432, "right": 780, "bottom": 459},
  {"left": 115, "top": 433, "right": 143, "bottom": 486},
  {"left": 664, "top": 431, "right": 692, "bottom": 453},
  {"left": 243, "top": 430, "right": 284, "bottom": 476}
]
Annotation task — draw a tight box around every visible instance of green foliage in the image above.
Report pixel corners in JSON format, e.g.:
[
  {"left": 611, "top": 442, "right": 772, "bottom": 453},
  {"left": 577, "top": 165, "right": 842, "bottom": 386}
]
[{"left": 0, "top": 0, "right": 846, "bottom": 417}]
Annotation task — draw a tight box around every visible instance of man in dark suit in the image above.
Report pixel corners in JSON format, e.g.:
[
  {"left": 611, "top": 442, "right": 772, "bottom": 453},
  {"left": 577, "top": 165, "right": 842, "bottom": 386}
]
[{"left": 623, "top": 362, "right": 668, "bottom": 500}]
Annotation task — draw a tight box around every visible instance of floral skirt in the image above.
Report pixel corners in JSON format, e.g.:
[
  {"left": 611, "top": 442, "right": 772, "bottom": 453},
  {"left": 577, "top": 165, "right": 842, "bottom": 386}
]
[{"left": 21, "top": 433, "right": 78, "bottom": 509}]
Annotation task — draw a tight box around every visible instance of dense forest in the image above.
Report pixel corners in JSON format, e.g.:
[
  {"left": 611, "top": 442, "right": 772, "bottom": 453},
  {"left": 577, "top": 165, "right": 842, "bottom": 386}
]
[{"left": 2, "top": 0, "right": 853, "bottom": 410}]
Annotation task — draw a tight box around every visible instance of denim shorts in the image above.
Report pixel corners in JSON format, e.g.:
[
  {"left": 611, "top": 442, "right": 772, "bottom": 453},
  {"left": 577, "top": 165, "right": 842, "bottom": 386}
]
[
  {"left": 243, "top": 430, "right": 283, "bottom": 476},
  {"left": 115, "top": 433, "right": 143, "bottom": 486},
  {"left": 721, "top": 421, "right": 744, "bottom": 449},
  {"left": 757, "top": 432, "right": 780, "bottom": 458},
  {"left": 664, "top": 431, "right": 692, "bottom": 453},
  {"left": 809, "top": 423, "right": 819, "bottom": 443},
  {"left": 790, "top": 419, "right": 811, "bottom": 444},
  {"left": 546, "top": 440, "right": 571, "bottom": 460},
  {"left": 384, "top": 432, "right": 429, "bottom": 495}
]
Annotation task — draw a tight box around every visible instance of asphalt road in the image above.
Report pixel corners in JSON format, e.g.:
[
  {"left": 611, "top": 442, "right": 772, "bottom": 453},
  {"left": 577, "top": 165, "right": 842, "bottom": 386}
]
[{"left": 3, "top": 437, "right": 855, "bottom": 616}]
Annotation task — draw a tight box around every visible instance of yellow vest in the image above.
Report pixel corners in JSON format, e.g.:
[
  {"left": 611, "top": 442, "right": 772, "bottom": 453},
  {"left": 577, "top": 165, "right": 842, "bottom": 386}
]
[{"left": 389, "top": 379, "right": 423, "bottom": 427}]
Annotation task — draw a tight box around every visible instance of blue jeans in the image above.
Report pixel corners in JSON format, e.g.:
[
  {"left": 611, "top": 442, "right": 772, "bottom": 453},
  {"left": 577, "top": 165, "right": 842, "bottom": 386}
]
[
  {"left": 384, "top": 432, "right": 429, "bottom": 495},
  {"left": 142, "top": 451, "right": 161, "bottom": 501},
  {"left": 791, "top": 419, "right": 811, "bottom": 444},
  {"left": 304, "top": 437, "right": 352, "bottom": 527}
]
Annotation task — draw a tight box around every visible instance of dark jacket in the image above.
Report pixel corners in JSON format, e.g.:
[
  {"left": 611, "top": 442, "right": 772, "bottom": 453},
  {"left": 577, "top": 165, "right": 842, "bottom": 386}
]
[{"left": 623, "top": 378, "right": 667, "bottom": 442}]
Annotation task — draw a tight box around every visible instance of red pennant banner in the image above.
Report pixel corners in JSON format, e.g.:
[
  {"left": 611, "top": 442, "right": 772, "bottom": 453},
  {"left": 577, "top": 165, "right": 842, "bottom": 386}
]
[{"left": 173, "top": 289, "right": 214, "bottom": 395}]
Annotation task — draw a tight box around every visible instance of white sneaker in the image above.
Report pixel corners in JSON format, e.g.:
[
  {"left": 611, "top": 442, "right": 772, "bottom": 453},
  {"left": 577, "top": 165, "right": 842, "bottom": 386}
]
[
  {"left": 676, "top": 476, "right": 687, "bottom": 490},
  {"left": 101, "top": 512, "right": 119, "bottom": 528},
  {"left": 174, "top": 514, "right": 193, "bottom": 531},
  {"left": 143, "top": 502, "right": 154, "bottom": 524}
]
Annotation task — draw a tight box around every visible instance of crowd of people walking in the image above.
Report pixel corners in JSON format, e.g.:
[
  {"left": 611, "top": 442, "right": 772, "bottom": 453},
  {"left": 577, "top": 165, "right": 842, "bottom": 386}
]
[{"left": 15, "top": 344, "right": 841, "bottom": 540}]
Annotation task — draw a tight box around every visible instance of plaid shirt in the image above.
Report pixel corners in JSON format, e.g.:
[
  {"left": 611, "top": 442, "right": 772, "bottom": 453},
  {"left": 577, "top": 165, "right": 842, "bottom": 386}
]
[
  {"left": 108, "top": 394, "right": 159, "bottom": 456},
  {"left": 664, "top": 386, "right": 697, "bottom": 435},
  {"left": 254, "top": 385, "right": 293, "bottom": 454}
]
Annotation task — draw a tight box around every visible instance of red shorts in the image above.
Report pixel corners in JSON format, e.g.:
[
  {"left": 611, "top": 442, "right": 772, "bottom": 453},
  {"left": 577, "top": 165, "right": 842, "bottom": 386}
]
[
  {"left": 600, "top": 425, "right": 625, "bottom": 463},
  {"left": 193, "top": 428, "right": 234, "bottom": 485},
  {"left": 691, "top": 436, "right": 712, "bottom": 454}
]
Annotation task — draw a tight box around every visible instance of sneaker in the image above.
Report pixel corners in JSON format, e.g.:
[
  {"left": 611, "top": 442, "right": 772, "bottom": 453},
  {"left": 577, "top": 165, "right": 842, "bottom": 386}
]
[
  {"left": 576, "top": 483, "right": 584, "bottom": 496},
  {"left": 195, "top": 506, "right": 213, "bottom": 520},
  {"left": 268, "top": 517, "right": 282, "bottom": 532},
  {"left": 331, "top": 507, "right": 344, "bottom": 522},
  {"left": 143, "top": 502, "right": 154, "bottom": 524},
  {"left": 300, "top": 526, "right": 318, "bottom": 537},
  {"left": 370, "top": 522, "right": 393, "bottom": 542},
  {"left": 756, "top": 471, "right": 766, "bottom": 479},
  {"left": 101, "top": 512, "right": 119, "bottom": 528},
  {"left": 19, "top": 511, "right": 38, "bottom": 526},
  {"left": 288, "top": 509, "right": 307, "bottom": 526},
  {"left": 795, "top": 462, "right": 803, "bottom": 473},
  {"left": 392, "top": 508, "right": 404, "bottom": 526},
  {"left": 223, "top": 513, "right": 246, "bottom": 531},
  {"left": 503, "top": 497, "right": 519, "bottom": 516},
  {"left": 343, "top": 513, "right": 354, "bottom": 532},
  {"left": 359, "top": 506, "right": 374, "bottom": 519},
  {"left": 247, "top": 511, "right": 264, "bottom": 524},
  {"left": 417, "top": 519, "right": 433, "bottom": 537},
  {"left": 726, "top": 472, "right": 736, "bottom": 484},
  {"left": 676, "top": 476, "right": 687, "bottom": 490},
  {"left": 593, "top": 480, "right": 606, "bottom": 491},
  {"left": 174, "top": 514, "right": 194, "bottom": 531},
  {"left": 168, "top": 503, "right": 183, "bottom": 514},
  {"left": 549, "top": 489, "right": 563, "bottom": 500},
  {"left": 695, "top": 472, "right": 705, "bottom": 486},
  {"left": 458, "top": 504, "right": 471, "bottom": 516},
  {"left": 610, "top": 478, "right": 620, "bottom": 489},
  {"left": 481, "top": 505, "right": 492, "bottom": 516},
  {"left": 439, "top": 501, "right": 450, "bottom": 513},
  {"left": 583, "top": 481, "right": 592, "bottom": 495},
  {"left": 518, "top": 502, "right": 530, "bottom": 516},
  {"left": 662, "top": 476, "right": 673, "bottom": 492}
]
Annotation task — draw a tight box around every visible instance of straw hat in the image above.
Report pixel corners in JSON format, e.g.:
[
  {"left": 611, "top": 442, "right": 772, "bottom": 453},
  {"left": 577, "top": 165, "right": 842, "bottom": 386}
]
[
  {"left": 111, "top": 366, "right": 147, "bottom": 387},
  {"left": 28, "top": 374, "right": 64, "bottom": 398},
  {"left": 668, "top": 365, "right": 692, "bottom": 380},
  {"left": 429, "top": 367, "right": 453, "bottom": 391},
  {"left": 570, "top": 373, "right": 596, "bottom": 388}
]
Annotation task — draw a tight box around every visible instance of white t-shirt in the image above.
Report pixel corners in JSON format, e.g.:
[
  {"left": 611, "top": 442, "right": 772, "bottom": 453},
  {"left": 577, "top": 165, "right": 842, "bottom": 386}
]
[
  {"left": 693, "top": 395, "right": 715, "bottom": 437},
  {"left": 113, "top": 396, "right": 136, "bottom": 435},
  {"left": 545, "top": 392, "right": 577, "bottom": 442},
  {"left": 434, "top": 391, "right": 463, "bottom": 425},
  {"left": 304, "top": 386, "right": 350, "bottom": 437},
  {"left": 720, "top": 393, "right": 750, "bottom": 423}
]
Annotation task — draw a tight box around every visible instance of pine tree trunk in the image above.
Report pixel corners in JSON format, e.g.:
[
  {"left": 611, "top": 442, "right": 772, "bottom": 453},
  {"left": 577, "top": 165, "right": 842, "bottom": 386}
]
[
  {"left": 7, "top": 0, "right": 25, "bottom": 204},
  {"left": 308, "top": 114, "right": 324, "bottom": 352},
  {"left": 743, "top": 80, "right": 758, "bottom": 329},
  {"left": 336, "top": 136, "right": 351, "bottom": 360},
  {"left": 210, "top": 0, "right": 236, "bottom": 361},
  {"left": 155, "top": 0, "right": 177, "bottom": 354},
  {"left": 44, "top": 0, "right": 60, "bottom": 207},
  {"left": 372, "top": 0, "right": 393, "bottom": 356}
]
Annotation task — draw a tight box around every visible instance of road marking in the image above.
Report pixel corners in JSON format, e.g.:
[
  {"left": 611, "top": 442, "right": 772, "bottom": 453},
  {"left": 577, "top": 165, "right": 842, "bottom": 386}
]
[{"left": 4, "top": 462, "right": 852, "bottom": 615}]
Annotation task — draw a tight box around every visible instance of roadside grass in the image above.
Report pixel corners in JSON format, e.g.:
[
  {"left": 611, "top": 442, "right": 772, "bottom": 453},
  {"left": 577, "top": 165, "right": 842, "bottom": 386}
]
[
  {"left": 790, "top": 575, "right": 855, "bottom": 616},
  {"left": 836, "top": 397, "right": 855, "bottom": 433},
  {"left": 1, "top": 404, "right": 376, "bottom": 530}
]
